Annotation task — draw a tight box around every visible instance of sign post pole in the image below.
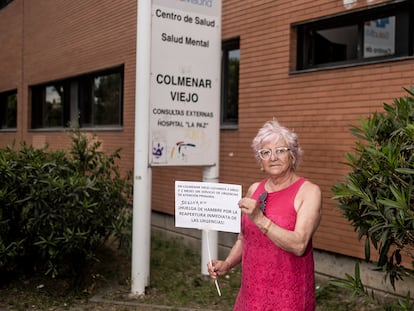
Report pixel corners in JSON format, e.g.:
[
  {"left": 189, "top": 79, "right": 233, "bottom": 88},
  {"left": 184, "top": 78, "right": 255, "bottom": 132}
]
[
  {"left": 131, "top": 0, "right": 152, "bottom": 296},
  {"left": 201, "top": 166, "right": 219, "bottom": 275}
]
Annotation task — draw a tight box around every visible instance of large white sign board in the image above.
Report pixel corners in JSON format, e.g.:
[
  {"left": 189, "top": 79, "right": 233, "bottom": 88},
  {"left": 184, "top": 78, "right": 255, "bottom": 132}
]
[
  {"left": 175, "top": 181, "right": 241, "bottom": 233},
  {"left": 150, "top": 0, "right": 221, "bottom": 166}
]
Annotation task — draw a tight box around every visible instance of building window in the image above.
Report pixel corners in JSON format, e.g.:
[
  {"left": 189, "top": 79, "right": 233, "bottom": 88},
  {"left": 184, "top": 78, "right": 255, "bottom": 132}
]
[
  {"left": 221, "top": 38, "right": 240, "bottom": 128},
  {"left": 296, "top": 1, "right": 412, "bottom": 70},
  {"left": 31, "top": 66, "right": 123, "bottom": 129},
  {"left": 0, "top": 90, "right": 17, "bottom": 130},
  {"left": 0, "top": 0, "right": 14, "bottom": 10}
]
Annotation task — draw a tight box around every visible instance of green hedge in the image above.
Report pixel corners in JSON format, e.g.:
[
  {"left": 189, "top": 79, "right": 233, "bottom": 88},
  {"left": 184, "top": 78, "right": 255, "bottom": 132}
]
[{"left": 0, "top": 129, "right": 132, "bottom": 280}]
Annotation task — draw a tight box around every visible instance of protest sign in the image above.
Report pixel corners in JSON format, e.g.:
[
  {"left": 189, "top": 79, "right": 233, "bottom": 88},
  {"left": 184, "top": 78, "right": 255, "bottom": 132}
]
[{"left": 175, "top": 181, "right": 241, "bottom": 233}]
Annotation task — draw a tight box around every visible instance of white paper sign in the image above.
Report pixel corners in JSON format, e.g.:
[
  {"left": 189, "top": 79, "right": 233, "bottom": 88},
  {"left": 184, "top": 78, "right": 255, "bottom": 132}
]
[
  {"left": 175, "top": 181, "right": 241, "bottom": 233},
  {"left": 364, "top": 17, "right": 395, "bottom": 58}
]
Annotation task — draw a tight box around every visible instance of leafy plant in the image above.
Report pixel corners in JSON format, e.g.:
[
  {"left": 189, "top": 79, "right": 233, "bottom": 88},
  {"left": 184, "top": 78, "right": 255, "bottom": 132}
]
[
  {"left": 330, "top": 263, "right": 414, "bottom": 310},
  {"left": 332, "top": 87, "right": 414, "bottom": 288},
  {"left": 329, "top": 263, "right": 372, "bottom": 299},
  {"left": 0, "top": 128, "right": 132, "bottom": 283},
  {"left": 331, "top": 87, "right": 414, "bottom": 310}
]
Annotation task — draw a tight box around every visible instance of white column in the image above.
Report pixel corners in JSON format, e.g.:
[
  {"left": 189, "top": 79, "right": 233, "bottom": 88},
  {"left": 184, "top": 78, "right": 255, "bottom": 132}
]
[{"left": 131, "top": 0, "right": 152, "bottom": 296}]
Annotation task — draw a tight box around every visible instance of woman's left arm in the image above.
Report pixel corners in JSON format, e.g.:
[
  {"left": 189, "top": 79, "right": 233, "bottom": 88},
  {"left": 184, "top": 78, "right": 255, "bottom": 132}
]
[{"left": 254, "top": 181, "right": 322, "bottom": 256}]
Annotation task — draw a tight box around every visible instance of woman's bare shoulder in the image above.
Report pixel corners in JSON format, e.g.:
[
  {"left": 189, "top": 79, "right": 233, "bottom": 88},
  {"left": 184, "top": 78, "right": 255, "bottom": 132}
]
[
  {"left": 302, "top": 179, "right": 321, "bottom": 195},
  {"left": 298, "top": 179, "right": 322, "bottom": 205},
  {"left": 246, "top": 181, "right": 260, "bottom": 197}
]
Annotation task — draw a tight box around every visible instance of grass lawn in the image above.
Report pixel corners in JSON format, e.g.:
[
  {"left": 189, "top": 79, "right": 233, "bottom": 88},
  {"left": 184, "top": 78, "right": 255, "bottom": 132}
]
[{"left": 0, "top": 234, "right": 400, "bottom": 310}]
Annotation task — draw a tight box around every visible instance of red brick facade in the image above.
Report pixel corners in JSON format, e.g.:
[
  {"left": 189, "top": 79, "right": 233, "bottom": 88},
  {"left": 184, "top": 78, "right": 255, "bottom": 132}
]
[{"left": 1, "top": 0, "right": 412, "bottom": 263}]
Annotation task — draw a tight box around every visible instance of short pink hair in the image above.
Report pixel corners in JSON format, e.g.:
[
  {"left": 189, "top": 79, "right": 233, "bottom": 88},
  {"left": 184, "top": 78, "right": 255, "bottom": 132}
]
[{"left": 251, "top": 120, "right": 303, "bottom": 171}]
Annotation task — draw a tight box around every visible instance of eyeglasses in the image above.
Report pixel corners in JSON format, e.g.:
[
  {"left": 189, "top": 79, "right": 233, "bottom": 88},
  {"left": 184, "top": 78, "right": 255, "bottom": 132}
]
[
  {"left": 258, "top": 191, "right": 268, "bottom": 214},
  {"left": 257, "top": 147, "right": 290, "bottom": 160}
]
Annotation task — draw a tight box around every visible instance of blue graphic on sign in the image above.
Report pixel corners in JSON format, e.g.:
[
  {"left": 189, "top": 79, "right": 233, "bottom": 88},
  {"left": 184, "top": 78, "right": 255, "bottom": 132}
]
[
  {"left": 152, "top": 143, "right": 164, "bottom": 159},
  {"left": 375, "top": 18, "right": 389, "bottom": 28}
]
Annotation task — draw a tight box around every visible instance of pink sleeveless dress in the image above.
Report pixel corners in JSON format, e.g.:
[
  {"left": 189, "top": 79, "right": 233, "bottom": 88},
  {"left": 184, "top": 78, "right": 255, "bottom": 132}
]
[{"left": 233, "top": 177, "right": 315, "bottom": 311}]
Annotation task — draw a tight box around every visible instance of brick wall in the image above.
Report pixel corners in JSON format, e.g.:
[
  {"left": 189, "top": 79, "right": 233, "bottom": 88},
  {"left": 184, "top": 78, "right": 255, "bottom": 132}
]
[{"left": 0, "top": 0, "right": 137, "bottom": 169}]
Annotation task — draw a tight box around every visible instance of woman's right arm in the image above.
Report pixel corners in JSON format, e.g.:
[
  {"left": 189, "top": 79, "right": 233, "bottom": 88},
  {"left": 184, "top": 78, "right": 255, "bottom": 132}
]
[{"left": 208, "top": 234, "right": 243, "bottom": 280}]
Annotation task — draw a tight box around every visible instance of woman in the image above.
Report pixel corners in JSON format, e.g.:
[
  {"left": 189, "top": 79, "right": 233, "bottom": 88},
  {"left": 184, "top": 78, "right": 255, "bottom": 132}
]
[{"left": 208, "top": 120, "right": 322, "bottom": 310}]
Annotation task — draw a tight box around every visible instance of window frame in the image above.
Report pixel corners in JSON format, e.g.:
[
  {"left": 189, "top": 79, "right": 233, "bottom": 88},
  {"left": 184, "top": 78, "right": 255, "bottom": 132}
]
[
  {"left": 221, "top": 37, "right": 240, "bottom": 129},
  {"left": 30, "top": 66, "right": 124, "bottom": 130},
  {"left": 0, "top": 89, "right": 17, "bottom": 130},
  {"left": 295, "top": 0, "right": 413, "bottom": 71},
  {"left": 0, "top": 0, "right": 14, "bottom": 10}
]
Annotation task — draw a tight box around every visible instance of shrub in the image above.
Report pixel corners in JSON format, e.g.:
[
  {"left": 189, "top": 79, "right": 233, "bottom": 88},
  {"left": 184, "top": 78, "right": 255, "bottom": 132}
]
[
  {"left": 332, "top": 87, "right": 414, "bottom": 288},
  {"left": 0, "top": 129, "right": 132, "bottom": 282}
]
